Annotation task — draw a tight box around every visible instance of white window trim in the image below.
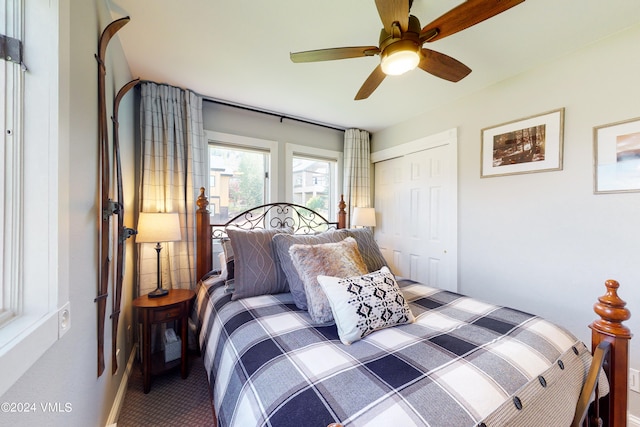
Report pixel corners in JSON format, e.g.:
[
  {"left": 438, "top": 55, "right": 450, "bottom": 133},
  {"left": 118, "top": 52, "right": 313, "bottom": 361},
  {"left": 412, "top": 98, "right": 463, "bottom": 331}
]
[
  {"left": 0, "top": 0, "right": 67, "bottom": 397},
  {"left": 205, "top": 130, "right": 278, "bottom": 201},
  {"left": 285, "top": 143, "right": 343, "bottom": 222},
  {"left": 0, "top": 0, "right": 22, "bottom": 328}
]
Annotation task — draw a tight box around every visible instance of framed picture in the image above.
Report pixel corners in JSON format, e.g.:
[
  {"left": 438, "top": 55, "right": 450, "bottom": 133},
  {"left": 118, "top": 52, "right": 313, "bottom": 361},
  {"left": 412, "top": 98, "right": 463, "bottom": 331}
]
[
  {"left": 481, "top": 108, "right": 564, "bottom": 178},
  {"left": 594, "top": 117, "right": 640, "bottom": 194}
]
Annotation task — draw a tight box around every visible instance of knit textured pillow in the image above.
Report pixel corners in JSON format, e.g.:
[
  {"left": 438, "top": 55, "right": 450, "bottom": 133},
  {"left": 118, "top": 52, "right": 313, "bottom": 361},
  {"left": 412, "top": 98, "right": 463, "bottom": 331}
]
[
  {"left": 227, "top": 227, "right": 292, "bottom": 300},
  {"left": 317, "top": 266, "right": 414, "bottom": 345},
  {"left": 289, "top": 237, "right": 368, "bottom": 323}
]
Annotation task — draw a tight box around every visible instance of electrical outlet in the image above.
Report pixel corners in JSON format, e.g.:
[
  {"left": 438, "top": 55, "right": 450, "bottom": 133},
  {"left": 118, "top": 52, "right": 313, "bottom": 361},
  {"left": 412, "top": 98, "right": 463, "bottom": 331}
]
[{"left": 630, "top": 368, "right": 640, "bottom": 393}]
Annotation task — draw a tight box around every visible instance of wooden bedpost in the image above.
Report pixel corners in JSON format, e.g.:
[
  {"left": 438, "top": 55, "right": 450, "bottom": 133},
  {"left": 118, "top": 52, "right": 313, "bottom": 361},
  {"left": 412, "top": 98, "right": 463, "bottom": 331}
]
[
  {"left": 196, "top": 187, "right": 213, "bottom": 281},
  {"left": 590, "top": 279, "right": 632, "bottom": 427},
  {"left": 338, "top": 195, "right": 346, "bottom": 229}
]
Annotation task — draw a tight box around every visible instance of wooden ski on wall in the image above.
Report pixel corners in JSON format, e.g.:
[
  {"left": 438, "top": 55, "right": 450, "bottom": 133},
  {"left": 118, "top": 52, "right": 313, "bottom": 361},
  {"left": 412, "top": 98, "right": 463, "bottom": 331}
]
[
  {"left": 110, "top": 78, "right": 139, "bottom": 374},
  {"left": 95, "top": 16, "right": 130, "bottom": 378}
]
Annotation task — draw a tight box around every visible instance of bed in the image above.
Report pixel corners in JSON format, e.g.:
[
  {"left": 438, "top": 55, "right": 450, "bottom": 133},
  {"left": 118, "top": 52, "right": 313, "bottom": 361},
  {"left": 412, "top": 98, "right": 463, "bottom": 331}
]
[{"left": 192, "top": 188, "right": 631, "bottom": 427}]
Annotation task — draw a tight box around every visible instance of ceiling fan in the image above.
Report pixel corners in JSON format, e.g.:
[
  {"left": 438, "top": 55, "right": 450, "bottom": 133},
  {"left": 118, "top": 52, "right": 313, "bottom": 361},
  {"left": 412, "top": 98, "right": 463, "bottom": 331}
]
[{"left": 290, "top": 0, "right": 526, "bottom": 100}]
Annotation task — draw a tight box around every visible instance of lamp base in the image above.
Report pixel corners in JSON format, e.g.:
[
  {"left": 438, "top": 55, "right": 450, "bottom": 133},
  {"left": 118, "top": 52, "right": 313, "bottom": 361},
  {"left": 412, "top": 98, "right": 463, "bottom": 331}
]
[{"left": 148, "top": 287, "right": 169, "bottom": 298}]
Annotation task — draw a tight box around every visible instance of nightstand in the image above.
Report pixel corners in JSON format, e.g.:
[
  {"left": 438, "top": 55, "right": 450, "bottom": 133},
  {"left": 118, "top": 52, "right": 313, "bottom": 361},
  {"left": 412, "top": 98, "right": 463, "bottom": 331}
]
[{"left": 133, "top": 289, "right": 196, "bottom": 393}]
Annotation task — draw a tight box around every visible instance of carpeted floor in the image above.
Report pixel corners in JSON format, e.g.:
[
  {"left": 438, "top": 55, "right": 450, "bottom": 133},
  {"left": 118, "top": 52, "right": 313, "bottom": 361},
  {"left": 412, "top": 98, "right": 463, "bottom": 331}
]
[{"left": 117, "top": 354, "right": 216, "bottom": 427}]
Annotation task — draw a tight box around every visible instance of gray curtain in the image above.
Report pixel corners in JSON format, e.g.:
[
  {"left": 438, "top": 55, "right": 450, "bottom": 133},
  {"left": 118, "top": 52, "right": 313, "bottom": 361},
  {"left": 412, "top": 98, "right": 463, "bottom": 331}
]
[
  {"left": 138, "top": 82, "right": 207, "bottom": 294},
  {"left": 343, "top": 128, "right": 372, "bottom": 227}
]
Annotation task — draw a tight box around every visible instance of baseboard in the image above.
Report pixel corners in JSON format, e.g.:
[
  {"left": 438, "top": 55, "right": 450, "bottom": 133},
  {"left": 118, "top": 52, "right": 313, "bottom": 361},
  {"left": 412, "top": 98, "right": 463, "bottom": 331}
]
[
  {"left": 105, "top": 344, "right": 137, "bottom": 427},
  {"left": 629, "top": 413, "right": 640, "bottom": 427}
]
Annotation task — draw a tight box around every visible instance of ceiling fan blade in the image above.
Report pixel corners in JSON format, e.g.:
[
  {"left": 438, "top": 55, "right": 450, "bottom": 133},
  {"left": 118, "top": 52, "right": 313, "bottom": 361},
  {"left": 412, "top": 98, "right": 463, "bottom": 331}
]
[
  {"left": 355, "top": 65, "right": 386, "bottom": 100},
  {"left": 418, "top": 48, "right": 471, "bottom": 82},
  {"left": 375, "top": 0, "right": 409, "bottom": 33},
  {"left": 421, "top": 0, "right": 525, "bottom": 42},
  {"left": 290, "top": 46, "right": 379, "bottom": 63}
]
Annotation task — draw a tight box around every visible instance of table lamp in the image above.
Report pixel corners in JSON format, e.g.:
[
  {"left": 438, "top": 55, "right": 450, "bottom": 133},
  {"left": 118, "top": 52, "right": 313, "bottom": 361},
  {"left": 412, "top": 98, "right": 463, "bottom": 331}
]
[
  {"left": 351, "top": 207, "right": 376, "bottom": 228},
  {"left": 136, "top": 212, "right": 182, "bottom": 298}
]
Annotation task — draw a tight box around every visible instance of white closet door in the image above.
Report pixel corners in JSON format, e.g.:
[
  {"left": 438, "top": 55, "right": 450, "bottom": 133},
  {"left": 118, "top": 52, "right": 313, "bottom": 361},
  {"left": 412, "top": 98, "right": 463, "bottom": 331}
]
[
  {"left": 373, "top": 133, "right": 457, "bottom": 291},
  {"left": 374, "top": 157, "right": 406, "bottom": 277}
]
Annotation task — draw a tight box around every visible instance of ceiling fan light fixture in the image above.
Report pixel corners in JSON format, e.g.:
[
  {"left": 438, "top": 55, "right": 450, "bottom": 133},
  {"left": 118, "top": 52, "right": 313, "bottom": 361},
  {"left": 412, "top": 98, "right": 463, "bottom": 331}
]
[{"left": 380, "top": 41, "right": 420, "bottom": 76}]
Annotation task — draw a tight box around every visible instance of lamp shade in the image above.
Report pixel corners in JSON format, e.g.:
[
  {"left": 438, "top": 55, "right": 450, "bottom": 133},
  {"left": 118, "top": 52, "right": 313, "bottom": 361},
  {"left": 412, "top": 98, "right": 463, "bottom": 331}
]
[
  {"left": 351, "top": 207, "right": 376, "bottom": 227},
  {"left": 136, "top": 212, "right": 182, "bottom": 243}
]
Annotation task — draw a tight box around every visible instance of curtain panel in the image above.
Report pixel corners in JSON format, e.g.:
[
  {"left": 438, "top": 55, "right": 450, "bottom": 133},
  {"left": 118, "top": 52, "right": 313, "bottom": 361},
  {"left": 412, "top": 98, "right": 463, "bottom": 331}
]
[
  {"left": 138, "top": 82, "right": 207, "bottom": 295},
  {"left": 343, "top": 128, "right": 372, "bottom": 227}
]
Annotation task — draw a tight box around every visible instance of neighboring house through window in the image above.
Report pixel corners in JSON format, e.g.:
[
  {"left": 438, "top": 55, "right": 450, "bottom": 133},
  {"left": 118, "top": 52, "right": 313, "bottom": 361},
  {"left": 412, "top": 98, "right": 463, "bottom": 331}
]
[
  {"left": 206, "top": 131, "right": 275, "bottom": 223},
  {"left": 286, "top": 144, "right": 342, "bottom": 222}
]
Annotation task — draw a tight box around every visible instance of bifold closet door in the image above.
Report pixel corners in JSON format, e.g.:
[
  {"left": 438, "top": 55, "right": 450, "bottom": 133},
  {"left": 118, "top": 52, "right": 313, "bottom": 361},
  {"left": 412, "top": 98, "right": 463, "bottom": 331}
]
[{"left": 374, "top": 144, "right": 457, "bottom": 292}]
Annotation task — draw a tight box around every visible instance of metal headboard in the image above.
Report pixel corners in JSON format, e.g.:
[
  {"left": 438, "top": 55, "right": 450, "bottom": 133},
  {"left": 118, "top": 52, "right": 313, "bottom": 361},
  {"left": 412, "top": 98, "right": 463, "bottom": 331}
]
[
  {"left": 196, "top": 187, "right": 346, "bottom": 280},
  {"left": 211, "top": 202, "right": 339, "bottom": 239}
]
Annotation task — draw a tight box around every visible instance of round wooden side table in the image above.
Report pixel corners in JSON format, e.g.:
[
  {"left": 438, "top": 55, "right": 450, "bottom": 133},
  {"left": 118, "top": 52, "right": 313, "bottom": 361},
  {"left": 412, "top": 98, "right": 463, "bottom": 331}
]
[{"left": 132, "top": 288, "right": 195, "bottom": 393}]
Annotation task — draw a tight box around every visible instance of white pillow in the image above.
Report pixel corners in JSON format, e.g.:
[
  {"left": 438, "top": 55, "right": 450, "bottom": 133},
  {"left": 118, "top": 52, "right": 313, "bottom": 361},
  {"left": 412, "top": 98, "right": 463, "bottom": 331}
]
[{"left": 317, "top": 266, "right": 414, "bottom": 345}]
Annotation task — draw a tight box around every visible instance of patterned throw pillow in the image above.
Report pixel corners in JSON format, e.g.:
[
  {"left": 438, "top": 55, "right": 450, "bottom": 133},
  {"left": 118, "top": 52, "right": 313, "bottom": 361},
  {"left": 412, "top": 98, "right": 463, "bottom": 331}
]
[
  {"left": 317, "top": 266, "right": 414, "bottom": 345},
  {"left": 289, "top": 237, "right": 368, "bottom": 324},
  {"left": 227, "top": 227, "right": 292, "bottom": 300}
]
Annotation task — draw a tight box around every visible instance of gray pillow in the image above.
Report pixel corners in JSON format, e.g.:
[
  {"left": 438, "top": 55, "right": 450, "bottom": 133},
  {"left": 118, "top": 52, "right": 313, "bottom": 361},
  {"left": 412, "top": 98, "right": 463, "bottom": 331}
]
[
  {"left": 344, "top": 228, "right": 388, "bottom": 272},
  {"left": 226, "top": 227, "right": 292, "bottom": 300},
  {"left": 289, "top": 237, "right": 368, "bottom": 324},
  {"left": 221, "top": 238, "right": 234, "bottom": 280},
  {"left": 272, "top": 230, "right": 349, "bottom": 310}
]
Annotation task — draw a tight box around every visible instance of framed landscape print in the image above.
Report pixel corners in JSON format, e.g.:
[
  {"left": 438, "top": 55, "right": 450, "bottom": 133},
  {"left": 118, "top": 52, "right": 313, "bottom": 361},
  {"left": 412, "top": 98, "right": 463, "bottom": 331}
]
[
  {"left": 594, "top": 116, "right": 640, "bottom": 194},
  {"left": 481, "top": 108, "right": 564, "bottom": 178}
]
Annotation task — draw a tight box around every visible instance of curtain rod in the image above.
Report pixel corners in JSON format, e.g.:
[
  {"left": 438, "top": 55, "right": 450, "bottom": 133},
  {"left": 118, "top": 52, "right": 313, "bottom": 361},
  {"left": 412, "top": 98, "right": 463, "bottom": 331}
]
[
  {"left": 203, "top": 97, "right": 346, "bottom": 132},
  {"left": 135, "top": 80, "right": 346, "bottom": 132}
]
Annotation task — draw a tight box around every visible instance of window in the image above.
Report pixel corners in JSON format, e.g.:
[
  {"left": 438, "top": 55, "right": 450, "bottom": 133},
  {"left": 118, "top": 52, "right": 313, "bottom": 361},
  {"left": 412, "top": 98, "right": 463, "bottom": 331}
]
[
  {"left": 207, "top": 133, "right": 274, "bottom": 223},
  {"left": 0, "top": 0, "right": 65, "bottom": 396},
  {"left": 286, "top": 144, "right": 342, "bottom": 222},
  {"left": 209, "top": 145, "right": 268, "bottom": 221}
]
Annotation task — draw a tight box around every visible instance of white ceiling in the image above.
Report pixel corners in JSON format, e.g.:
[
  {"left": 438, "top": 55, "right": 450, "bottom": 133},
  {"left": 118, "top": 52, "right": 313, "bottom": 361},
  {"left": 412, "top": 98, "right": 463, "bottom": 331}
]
[{"left": 111, "top": 0, "right": 640, "bottom": 132}]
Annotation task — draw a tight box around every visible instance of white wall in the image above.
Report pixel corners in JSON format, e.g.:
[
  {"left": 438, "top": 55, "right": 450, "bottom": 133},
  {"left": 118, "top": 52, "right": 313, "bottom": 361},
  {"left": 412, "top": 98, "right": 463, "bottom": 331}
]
[
  {"left": 372, "top": 23, "right": 640, "bottom": 417},
  {"left": 202, "top": 102, "right": 344, "bottom": 198},
  {"left": 0, "top": 1, "right": 136, "bottom": 426}
]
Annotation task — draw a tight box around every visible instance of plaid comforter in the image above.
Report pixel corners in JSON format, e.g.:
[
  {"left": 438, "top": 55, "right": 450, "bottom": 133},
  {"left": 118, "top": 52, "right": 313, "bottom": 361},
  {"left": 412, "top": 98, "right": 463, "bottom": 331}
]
[{"left": 195, "top": 278, "right": 600, "bottom": 427}]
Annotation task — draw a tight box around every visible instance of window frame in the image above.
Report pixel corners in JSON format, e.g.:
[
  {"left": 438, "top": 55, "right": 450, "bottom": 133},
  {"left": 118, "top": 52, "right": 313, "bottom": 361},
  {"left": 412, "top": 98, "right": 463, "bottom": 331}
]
[
  {"left": 286, "top": 143, "right": 343, "bottom": 222},
  {"left": 205, "top": 130, "right": 278, "bottom": 207},
  {"left": 0, "top": 0, "right": 66, "bottom": 397},
  {"left": 0, "top": 0, "right": 22, "bottom": 327}
]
